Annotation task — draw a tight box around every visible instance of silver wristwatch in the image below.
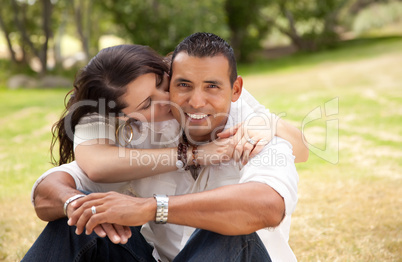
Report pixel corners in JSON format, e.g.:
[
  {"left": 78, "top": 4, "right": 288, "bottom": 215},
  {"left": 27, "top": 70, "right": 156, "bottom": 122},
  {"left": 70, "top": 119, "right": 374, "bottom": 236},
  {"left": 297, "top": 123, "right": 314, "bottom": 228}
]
[{"left": 153, "top": 194, "right": 169, "bottom": 224}]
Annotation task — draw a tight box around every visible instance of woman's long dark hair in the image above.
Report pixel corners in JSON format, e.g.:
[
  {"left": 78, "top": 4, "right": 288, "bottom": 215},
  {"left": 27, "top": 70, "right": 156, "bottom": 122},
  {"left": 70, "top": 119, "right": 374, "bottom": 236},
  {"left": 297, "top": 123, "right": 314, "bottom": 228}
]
[{"left": 51, "top": 45, "right": 170, "bottom": 165}]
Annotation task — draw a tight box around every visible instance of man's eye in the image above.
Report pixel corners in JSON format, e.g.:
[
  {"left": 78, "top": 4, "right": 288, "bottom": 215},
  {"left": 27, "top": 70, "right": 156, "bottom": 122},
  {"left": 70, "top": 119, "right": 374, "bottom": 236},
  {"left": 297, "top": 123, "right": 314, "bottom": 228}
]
[
  {"left": 208, "top": 84, "right": 218, "bottom": 88},
  {"left": 178, "top": 83, "right": 189, "bottom": 87}
]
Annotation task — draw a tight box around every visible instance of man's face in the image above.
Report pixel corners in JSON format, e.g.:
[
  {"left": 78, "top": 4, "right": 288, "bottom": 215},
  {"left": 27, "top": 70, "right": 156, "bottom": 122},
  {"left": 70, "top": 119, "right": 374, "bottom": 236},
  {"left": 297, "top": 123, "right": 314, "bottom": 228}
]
[{"left": 169, "top": 52, "right": 242, "bottom": 143}]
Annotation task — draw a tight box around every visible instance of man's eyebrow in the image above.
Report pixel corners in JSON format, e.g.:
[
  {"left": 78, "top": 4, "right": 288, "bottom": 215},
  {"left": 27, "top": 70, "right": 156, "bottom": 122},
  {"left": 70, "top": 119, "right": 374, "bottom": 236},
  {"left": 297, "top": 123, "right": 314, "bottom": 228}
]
[
  {"left": 204, "top": 80, "right": 222, "bottom": 85},
  {"left": 173, "top": 78, "right": 222, "bottom": 85},
  {"left": 173, "top": 78, "right": 192, "bottom": 83}
]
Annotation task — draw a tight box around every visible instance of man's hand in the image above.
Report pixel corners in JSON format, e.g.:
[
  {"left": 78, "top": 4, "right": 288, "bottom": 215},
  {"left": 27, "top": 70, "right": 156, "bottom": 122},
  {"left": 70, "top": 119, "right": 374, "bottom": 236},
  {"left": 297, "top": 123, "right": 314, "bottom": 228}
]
[
  {"left": 67, "top": 197, "right": 132, "bottom": 244},
  {"left": 68, "top": 192, "right": 155, "bottom": 242}
]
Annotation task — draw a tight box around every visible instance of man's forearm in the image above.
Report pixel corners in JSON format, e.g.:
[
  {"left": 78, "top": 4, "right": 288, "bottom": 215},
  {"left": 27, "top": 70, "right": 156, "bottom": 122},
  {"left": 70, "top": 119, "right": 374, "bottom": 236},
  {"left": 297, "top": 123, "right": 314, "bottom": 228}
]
[
  {"left": 33, "top": 171, "right": 79, "bottom": 221},
  {"left": 168, "top": 182, "right": 285, "bottom": 235}
]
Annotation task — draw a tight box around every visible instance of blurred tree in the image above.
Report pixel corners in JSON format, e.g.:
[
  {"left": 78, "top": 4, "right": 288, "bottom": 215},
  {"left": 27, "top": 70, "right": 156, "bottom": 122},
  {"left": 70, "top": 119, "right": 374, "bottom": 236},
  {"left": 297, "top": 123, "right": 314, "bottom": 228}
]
[
  {"left": 57, "top": 0, "right": 110, "bottom": 63},
  {"left": 224, "top": 0, "right": 270, "bottom": 61},
  {"left": 68, "top": 0, "right": 108, "bottom": 60},
  {"left": 0, "top": 0, "right": 108, "bottom": 74},
  {"left": 70, "top": 0, "right": 91, "bottom": 60},
  {"left": 0, "top": 0, "right": 59, "bottom": 75},
  {"left": 0, "top": 8, "right": 18, "bottom": 63},
  {"left": 10, "top": 0, "right": 53, "bottom": 75},
  {"left": 41, "top": 0, "right": 52, "bottom": 74},
  {"left": 348, "top": 0, "right": 392, "bottom": 14},
  {"left": 3, "top": 0, "right": 397, "bottom": 76},
  {"left": 0, "top": 0, "right": 31, "bottom": 67},
  {"left": 263, "top": 0, "right": 349, "bottom": 51},
  {"left": 349, "top": 0, "right": 402, "bottom": 34},
  {"left": 99, "top": 0, "right": 227, "bottom": 55}
]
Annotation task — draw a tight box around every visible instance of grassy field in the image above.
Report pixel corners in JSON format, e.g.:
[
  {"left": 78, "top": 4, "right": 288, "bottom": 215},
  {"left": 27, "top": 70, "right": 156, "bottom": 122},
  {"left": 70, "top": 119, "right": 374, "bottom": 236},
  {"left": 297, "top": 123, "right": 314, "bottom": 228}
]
[{"left": 1, "top": 37, "right": 401, "bottom": 261}]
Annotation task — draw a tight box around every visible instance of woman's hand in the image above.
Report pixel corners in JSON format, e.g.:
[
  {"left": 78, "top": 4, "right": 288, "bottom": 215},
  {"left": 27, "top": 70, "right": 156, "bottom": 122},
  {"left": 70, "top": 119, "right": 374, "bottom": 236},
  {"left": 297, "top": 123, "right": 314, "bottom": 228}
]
[
  {"left": 217, "top": 114, "right": 277, "bottom": 165},
  {"left": 68, "top": 192, "right": 154, "bottom": 244},
  {"left": 92, "top": 223, "right": 132, "bottom": 244},
  {"left": 195, "top": 136, "right": 237, "bottom": 166}
]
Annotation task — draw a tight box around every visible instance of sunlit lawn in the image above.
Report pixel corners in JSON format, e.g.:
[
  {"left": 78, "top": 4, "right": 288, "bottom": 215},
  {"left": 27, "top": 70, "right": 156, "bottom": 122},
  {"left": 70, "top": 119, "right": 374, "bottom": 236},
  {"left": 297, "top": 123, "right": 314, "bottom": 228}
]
[{"left": 0, "top": 37, "right": 401, "bottom": 261}]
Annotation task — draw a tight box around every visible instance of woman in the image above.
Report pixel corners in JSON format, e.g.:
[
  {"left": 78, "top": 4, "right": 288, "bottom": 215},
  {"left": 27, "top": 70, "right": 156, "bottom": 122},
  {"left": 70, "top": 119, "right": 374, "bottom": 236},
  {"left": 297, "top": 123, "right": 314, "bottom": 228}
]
[{"left": 49, "top": 44, "right": 307, "bottom": 184}]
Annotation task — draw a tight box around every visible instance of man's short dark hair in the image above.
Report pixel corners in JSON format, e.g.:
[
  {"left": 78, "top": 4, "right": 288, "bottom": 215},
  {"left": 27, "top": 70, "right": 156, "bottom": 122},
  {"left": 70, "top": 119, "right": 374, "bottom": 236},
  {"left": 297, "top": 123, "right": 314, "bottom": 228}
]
[{"left": 171, "top": 32, "right": 237, "bottom": 86}]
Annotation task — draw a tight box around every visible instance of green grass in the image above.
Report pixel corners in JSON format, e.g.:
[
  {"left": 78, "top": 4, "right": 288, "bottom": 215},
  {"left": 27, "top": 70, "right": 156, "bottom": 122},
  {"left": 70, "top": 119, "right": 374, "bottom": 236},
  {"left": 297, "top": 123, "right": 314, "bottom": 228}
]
[
  {"left": 0, "top": 89, "right": 67, "bottom": 261},
  {"left": 1, "top": 36, "right": 402, "bottom": 261}
]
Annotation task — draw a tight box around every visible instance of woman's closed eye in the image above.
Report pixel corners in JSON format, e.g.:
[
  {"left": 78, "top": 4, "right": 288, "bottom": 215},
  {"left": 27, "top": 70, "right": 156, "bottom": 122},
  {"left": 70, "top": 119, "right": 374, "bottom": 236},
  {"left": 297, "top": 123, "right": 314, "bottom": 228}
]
[{"left": 142, "top": 98, "right": 152, "bottom": 110}]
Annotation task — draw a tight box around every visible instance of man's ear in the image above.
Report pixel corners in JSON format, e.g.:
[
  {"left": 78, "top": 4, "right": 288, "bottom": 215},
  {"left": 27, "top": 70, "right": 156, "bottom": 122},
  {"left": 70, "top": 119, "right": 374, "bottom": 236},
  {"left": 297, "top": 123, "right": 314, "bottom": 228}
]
[{"left": 231, "top": 76, "right": 243, "bottom": 102}]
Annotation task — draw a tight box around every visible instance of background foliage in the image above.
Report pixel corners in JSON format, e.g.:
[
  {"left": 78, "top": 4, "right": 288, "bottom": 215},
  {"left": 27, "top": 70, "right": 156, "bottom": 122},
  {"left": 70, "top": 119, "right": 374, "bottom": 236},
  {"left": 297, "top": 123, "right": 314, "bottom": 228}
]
[{"left": 1, "top": 0, "right": 401, "bottom": 74}]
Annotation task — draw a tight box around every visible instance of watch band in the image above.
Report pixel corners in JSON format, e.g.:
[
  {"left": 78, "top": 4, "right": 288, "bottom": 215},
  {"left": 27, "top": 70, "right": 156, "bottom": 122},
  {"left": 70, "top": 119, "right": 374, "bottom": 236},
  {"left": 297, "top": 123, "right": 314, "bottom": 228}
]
[{"left": 153, "top": 194, "right": 169, "bottom": 224}]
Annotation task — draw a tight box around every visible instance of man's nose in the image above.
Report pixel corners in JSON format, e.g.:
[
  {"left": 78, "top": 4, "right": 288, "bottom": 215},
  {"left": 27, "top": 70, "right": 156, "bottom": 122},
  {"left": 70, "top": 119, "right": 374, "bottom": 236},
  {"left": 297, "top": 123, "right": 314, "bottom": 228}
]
[{"left": 188, "top": 89, "right": 206, "bottom": 109}]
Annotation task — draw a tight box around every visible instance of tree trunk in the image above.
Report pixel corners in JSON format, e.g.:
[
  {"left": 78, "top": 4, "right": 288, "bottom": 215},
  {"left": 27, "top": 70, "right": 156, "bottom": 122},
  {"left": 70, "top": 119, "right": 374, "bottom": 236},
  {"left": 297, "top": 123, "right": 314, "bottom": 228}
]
[
  {"left": 41, "top": 0, "right": 52, "bottom": 76},
  {"left": 0, "top": 15, "right": 17, "bottom": 63},
  {"left": 11, "top": 0, "right": 41, "bottom": 61},
  {"left": 86, "top": 0, "right": 93, "bottom": 58},
  {"left": 279, "top": 1, "right": 307, "bottom": 51},
  {"left": 71, "top": 0, "right": 90, "bottom": 61},
  {"left": 53, "top": 10, "right": 67, "bottom": 68},
  {"left": 224, "top": 0, "right": 247, "bottom": 61}
]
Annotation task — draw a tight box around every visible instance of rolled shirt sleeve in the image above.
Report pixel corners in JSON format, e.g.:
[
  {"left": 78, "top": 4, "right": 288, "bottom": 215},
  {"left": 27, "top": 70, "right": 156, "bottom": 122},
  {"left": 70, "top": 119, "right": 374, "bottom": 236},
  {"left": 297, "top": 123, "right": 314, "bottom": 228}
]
[
  {"left": 239, "top": 137, "right": 299, "bottom": 216},
  {"left": 31, "top": 161, "right": 128, "bottom": 206},
  {"left": 73, "top": 113, "right": 116, "bottom": 151}
]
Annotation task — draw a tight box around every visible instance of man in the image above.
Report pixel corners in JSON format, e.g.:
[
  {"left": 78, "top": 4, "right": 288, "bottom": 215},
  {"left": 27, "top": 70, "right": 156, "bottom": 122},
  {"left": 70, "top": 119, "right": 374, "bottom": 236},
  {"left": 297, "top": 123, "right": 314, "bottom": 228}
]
[{"left": 24, "top": 33, "right": 298, "bottom": 261}]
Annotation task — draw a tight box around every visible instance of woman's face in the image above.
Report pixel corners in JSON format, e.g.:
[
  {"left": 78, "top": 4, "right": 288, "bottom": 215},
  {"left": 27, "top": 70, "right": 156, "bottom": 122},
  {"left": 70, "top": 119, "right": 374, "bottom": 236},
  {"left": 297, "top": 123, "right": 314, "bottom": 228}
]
[{"left": 121, "top": 73, "right": 174, "bottom": 122}]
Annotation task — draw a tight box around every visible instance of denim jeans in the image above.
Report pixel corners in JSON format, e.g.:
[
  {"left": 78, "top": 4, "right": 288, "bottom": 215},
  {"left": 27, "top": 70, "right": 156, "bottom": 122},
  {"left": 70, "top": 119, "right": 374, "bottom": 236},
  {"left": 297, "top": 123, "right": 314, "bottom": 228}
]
[{"left": 22, "top": 218, "right": 271, "bottom": 262}]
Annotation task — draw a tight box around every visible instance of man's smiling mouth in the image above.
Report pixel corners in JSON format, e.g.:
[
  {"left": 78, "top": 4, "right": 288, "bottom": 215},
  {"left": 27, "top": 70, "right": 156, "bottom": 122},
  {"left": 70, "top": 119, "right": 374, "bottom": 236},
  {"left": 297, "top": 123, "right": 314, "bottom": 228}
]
[{"left": 186, "top": 113, "right": 208, "bottom": 120}]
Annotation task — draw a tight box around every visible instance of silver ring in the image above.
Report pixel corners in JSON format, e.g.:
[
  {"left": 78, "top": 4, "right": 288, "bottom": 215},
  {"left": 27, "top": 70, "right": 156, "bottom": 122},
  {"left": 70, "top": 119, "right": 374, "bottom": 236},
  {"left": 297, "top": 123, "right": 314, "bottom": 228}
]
[
  {"left": 91, "top": 206, "right": 96, "bottom": 215},
  {"left": 247, "top": 138, "right": 256, "bottom": 145}
]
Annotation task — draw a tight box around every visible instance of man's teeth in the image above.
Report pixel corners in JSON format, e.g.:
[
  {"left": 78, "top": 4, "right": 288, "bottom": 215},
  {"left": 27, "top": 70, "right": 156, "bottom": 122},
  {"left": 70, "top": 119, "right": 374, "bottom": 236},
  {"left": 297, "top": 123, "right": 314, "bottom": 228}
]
[{"left": 187, "top": 113, "right": 207, "bottom": 120}]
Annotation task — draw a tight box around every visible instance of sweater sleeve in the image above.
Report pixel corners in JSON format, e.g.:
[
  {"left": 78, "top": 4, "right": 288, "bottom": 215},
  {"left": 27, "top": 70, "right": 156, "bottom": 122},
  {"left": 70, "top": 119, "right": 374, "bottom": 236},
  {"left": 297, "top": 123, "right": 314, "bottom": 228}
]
[{"left": 73, "top": 113, "right": 117, "bottom": 151}]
